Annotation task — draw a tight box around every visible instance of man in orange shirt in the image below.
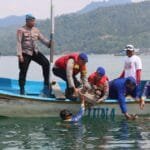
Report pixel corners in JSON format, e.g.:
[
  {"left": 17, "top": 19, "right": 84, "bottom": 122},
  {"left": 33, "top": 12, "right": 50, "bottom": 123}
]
[{"left": 80, "top": 67, "right": 109, "bottom": 103}]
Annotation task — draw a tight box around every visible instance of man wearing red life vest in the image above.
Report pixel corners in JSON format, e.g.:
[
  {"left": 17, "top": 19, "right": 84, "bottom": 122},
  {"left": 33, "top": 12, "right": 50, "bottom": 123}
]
[
  {"left": 80, "top": 67, "right": 109, "bottom": 103},
  {"left": 53, "top": 53, "right": 88, "bottom": 99}
]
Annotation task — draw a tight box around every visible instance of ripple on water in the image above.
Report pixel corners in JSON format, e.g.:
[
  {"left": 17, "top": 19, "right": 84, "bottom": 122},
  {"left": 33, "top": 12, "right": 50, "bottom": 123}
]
[
  {"left": 99, "top": 143, "right": 134, "bottom": 149},
  {"left": 2, "top": 140, "right": 23, "bottom": 149},
  {"left": 4, "top": 131, "right": 17, "bottom": 138},
  {"left": 86, "top": 143, "right": 96, "bottom": 149},
  {"left": 0, "top": 116, "right": 149, "bottom": 149},
  {"left": 87, "top": 137, "right": 100, "bottom": 141},
  {"left": 137, "top": 140, "right": 150, "bottom": 149},
  {"left": 140, "top": 132, "right": 150, "bottom": 139}
]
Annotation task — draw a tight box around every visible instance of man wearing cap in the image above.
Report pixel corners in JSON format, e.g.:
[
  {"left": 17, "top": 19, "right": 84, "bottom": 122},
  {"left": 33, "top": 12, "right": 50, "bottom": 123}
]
[
  {"left": 79, "top": 66, "right": 109, "bottom": 103},
  {"left": 17, "top": 14, "right": 51, "bottom": 95},
  {"left": 109, "top": 77, "right": 145, "bottom": 120},
  {"left": 52, "top": 52, "right": 88, "bottom": 99},
  {"left": 120, "top": 44, "right": 142, "bottom": 84}
]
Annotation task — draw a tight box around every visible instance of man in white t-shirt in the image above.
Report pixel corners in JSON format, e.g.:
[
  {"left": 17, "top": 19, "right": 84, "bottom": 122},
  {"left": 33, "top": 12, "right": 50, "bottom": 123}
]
[{"left": 120, "top": 44, "right": 142, "bottom": 84}]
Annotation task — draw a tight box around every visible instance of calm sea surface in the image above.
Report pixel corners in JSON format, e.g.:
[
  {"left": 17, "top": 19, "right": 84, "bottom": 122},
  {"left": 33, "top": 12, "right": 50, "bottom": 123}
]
[
  {"left": 0, "top": 55, "right": 149, "bottom": 149},
  {"left": 0, "top": 117, "right": 149, "bottom": 149}
]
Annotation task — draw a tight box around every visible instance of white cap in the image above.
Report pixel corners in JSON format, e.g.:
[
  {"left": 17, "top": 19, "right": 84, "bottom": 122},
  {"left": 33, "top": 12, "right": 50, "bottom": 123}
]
[{"left": 124, "top": 44, "right": 135, "bottom": 51}]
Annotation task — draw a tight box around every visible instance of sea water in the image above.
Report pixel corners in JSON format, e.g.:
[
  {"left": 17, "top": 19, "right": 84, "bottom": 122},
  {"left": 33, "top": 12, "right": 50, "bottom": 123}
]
[
  {"left": 0, "top": 55, "right": 149, "bottom": 149},
  {"left": 0, "top": 54, "right": 150, "bottom": 80},
  {"left": 0, "top": 116, "right": 149, "bottom": 149}
]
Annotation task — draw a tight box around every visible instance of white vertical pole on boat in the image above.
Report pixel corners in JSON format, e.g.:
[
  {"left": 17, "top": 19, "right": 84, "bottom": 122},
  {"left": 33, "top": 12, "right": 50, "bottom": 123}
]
[
  {"left": 50, "top": 0, "right": 54, "bottom": 63},
  {"left": 49, "top": 0, "right": 54, "bottom": 93}
]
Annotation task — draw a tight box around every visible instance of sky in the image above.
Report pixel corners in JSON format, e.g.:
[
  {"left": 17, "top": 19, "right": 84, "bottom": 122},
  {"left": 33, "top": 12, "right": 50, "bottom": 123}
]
[
  {"left": 0, "top": 0, "right": 103, "bottom": 19},
  {"left": 0, "top": 0, "right": 143, "bottom": 19}
]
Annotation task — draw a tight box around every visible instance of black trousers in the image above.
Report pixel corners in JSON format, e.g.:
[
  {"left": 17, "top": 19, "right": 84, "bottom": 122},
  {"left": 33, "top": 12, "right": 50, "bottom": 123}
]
[
  {"left": 19, "top": 51, "right": 50, "bottom": 88},
  {"left": 52, "top": 67, "right": 80, "bottom": 89}
]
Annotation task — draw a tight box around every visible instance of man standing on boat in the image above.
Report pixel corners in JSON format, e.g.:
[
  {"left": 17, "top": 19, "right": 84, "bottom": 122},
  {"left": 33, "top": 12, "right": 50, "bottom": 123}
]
[
  {"left": 120, "top": 44, "right": 142, "bottom": 85},
  {"left": 109, "top": 77, "right": 145, "bottom": 120},
  {"left": 17, "top": 14, "right": 51, "bottom": 95},
  {"left": 53, "top": 53, "right": 88, "bottom": 100}
]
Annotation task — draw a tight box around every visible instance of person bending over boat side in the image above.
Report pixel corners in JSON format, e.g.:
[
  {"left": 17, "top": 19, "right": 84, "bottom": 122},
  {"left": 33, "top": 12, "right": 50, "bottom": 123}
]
[
  {"left": 142, "top": 81, "right": 150, "bottom": 100},
  {"left": 109, "top": 77, "right": 145, "bottom": 120},
  {"left": 60, "top": 98, "right": 85, "bottom": 122},
  {"left": 80, "top": 67, "right": 109, "bottom": 103},
  {"left": 53, "top": 53, "right": 88, "bottom": 100},
  {"left": 119, "top": 44, "right": 142, "bottom": 85},
  {"left": 16, "top": 14, "right": 52, "bottom": 95}
]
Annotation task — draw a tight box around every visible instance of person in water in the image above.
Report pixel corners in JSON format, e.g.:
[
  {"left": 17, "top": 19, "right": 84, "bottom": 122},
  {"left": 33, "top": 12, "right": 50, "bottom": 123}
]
[
  {"left": 16, "top": 14, "right": 51, "bottom": 95},
  {"left": 60, "top": 98, "right": 85, "bottom": 122},
  {"left": 109, "top": 77, "right": 145, "bottom": 120}
]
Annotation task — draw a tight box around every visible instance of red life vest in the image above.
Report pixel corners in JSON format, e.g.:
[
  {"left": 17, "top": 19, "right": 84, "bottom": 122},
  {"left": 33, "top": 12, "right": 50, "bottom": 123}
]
[
  {"left": 55, "top": 53, "right": 87, "bottom": 75},
  {"left": 88, "top": 72, "right": 108, "bottom": 88}
]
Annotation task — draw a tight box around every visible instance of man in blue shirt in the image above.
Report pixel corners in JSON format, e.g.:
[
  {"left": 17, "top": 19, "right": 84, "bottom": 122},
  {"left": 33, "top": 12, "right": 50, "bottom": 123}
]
[
  {"left": 60, "top": 99, "right": 85, "bottom": 122},
  {"left": 109, "top": 77, "right": 145, "bottom": 120}
]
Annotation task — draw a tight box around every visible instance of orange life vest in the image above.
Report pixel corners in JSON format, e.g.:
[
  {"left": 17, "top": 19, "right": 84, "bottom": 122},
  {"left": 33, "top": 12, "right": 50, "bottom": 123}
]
[
  {"left": 55, "top": 53, "right": 87, "bottom": 76},
  {"left": 88, "top": 72, "right": 108, "bottom": 89}
]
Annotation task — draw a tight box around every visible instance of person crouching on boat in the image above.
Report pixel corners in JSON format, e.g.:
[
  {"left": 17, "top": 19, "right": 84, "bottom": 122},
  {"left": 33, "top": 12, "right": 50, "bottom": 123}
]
[
  {"left": 53, "top": 53, "right": 88, "bottom": 100},
  {"left": 60, "top": 98, "right": 85, "bottom": 122},
  {"left": 16, "top": 14, "right": 52, "bottom": 95},
  {"left": 80, "top": 67, "right": 109, "bottom": 103},
  {"left": 109, "top": 77, "right": 145, "bottom": 120}
]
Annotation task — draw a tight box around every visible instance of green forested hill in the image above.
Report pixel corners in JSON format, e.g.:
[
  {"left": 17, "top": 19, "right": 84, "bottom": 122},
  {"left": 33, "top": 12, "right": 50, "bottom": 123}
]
[{"left": 0, "top": 1, "right": 150, "bottom": 55}]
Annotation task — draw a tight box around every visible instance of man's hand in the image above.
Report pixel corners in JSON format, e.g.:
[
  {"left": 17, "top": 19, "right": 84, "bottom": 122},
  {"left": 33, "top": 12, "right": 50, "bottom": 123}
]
[
  {"left": 18, "top": 55, "right": 24, "bottom": 63},
  {"left": 48, "top": 41, "right": 51, "bottom": 48},
  {"left": 139, "top": 98, "right": 145, "bottom": 110},
  {"left": 135, "top": 97, "right": 145, "bottom": 110},
  {"left": 96, "top": 98, "right": 103, "bottom": 103},
  {"left": 73, "top": 87, "right": 79, "bottom": 97},
  {"left": 48, "top": 40, "right": 54, "bottom": 48},
  {"left": 84, "top": 82, "right": 90, "bottom": 90},
  {"left": 93, "top": 85, "right": 97, "bottom": 90},
  {"left": 81, "top": 97, "right": 85, "bottom": 108},
  {"left": 125, "top": 113, "right": 138, "bottom": 120},
  {"left": 80, "top": 88, "right": 87, "bottom": 94}
]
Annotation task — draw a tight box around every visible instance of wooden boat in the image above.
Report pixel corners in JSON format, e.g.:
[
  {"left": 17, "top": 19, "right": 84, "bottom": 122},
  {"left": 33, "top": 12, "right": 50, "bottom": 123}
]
[{"left": 0, "top": 77, "right": 149, "bottom": 117}]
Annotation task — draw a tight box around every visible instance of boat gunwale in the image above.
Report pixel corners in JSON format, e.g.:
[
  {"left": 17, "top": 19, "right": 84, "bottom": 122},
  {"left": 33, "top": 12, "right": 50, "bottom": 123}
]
[
  {"left": 0, "top": 91, "right": 150, "bottom": 105},
  {"left": 0, "top": 77, "right": 150, "bottom": 104}
]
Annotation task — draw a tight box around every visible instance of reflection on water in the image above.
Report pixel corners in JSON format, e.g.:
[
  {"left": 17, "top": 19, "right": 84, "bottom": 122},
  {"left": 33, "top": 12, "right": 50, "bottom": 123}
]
[{"left": 0, "top": 116, "right": 149, "bottom": 149}]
